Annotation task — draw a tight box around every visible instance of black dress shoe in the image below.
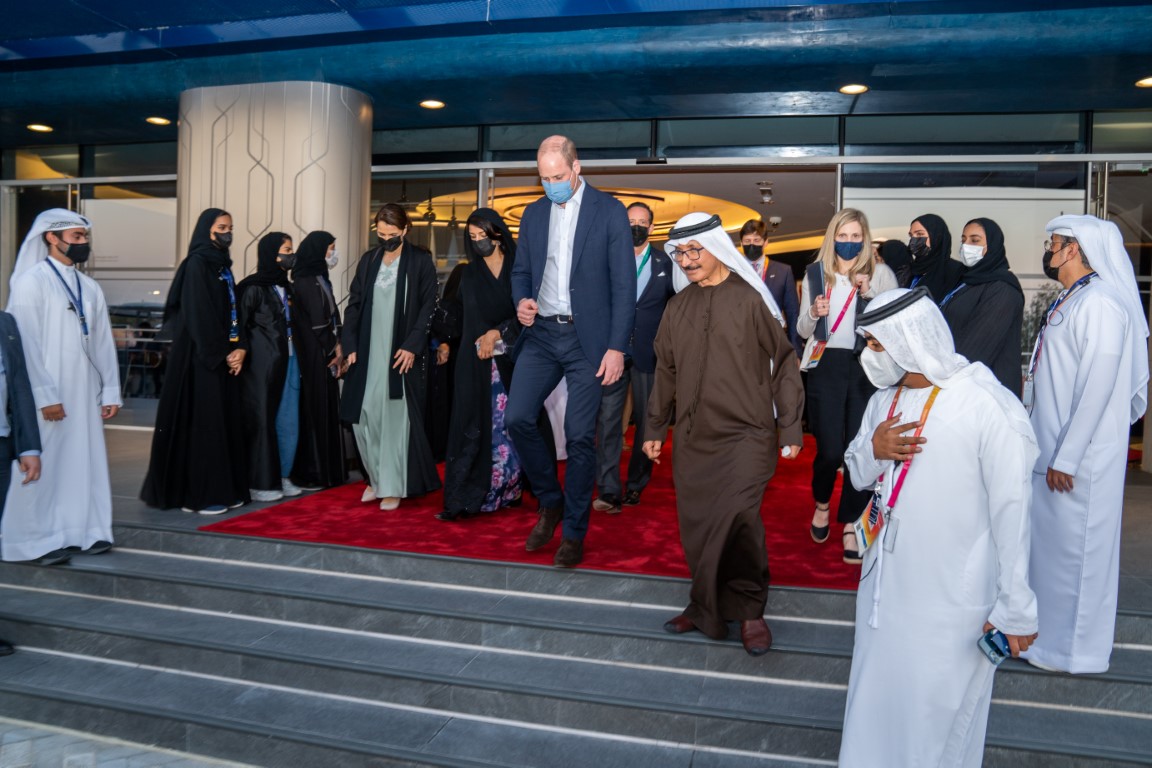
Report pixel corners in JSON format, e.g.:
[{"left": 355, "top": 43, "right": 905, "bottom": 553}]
[
  {"left": 622, "top": 490, "right": 641, "bottom": 506},
  {"left": 26, "top": 549, "right": 71, "bottom": 566},
  {"left": 553, "top": 538, "right": 583, "bottom": 568},
  {"left": 525, "top": 505, "right": 563, "bottom": 551},
  {"left": 663, "top": 614, "right": 698, "bottom": 634},
  {"left": 740, "top": 618, "right": 773, "bottom": 656},
  {"left": 0, "top": 638, "right": 13, "bottom": 656}
]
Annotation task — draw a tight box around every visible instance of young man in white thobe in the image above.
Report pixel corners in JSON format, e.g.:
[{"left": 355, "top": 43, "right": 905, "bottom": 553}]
[
  {"left": 3, "top": 209, "right": 121, "bottom": 564},
  {"left": 840, "top": 287, "right": 1039, "bottom": 768},
  {"left": 1022, "top": 215, "right": 1149, "bottom": 674}
]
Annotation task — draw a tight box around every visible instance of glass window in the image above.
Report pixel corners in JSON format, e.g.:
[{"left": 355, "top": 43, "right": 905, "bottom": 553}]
[
  {"left": 658, "top": 117, "right": 839, "bottom": 158},
  {"left": 1092, "top": 111, "right": 1152, "bottom": 153},
  {"left": 2, "top": 146, "right": 80, "bottom": 179},
  {"left": 370, "top": 171, "right": 479, "bottom": 277},
  {"left": 86, "top": 143, "right": 177, "bottom": 176},
  {"left": 484, "top": 121, "right": 650, "bottom": 161},
  {"left": 372, "top": 127, "right": 479, "bottom": 164},
  {"left": 844, "top": 114, "right": 1084, "bottom": 155}
]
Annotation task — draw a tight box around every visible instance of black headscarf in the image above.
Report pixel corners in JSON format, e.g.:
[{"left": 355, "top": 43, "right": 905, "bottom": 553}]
[
  {"left": 238, "top": 231, "right": 291, "bottom": 292},
  {"left": 164, "top": 207, "right": 231, "bottom": 325},
  {"left": 910, "top": 213, "right": 966, "bottom": 303},
  {"left": 960, "top": 217, "right": 1023, "bottom": 296},
  {"left": 879, "top": 239, "right": 913, "bottom": 288},
  {"left": 464, "top": 208, "right": 517, "bottom": 261},
  {"left": 294, "top": 230, "right": 335, "bottom": 280}
]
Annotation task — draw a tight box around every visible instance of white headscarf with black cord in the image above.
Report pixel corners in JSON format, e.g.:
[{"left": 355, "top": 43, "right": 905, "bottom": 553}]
[{"left": 13, "top": 208, "right": 92, "bottom": 282}]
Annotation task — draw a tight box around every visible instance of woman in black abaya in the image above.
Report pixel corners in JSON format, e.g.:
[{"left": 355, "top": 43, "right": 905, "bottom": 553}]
[
  {"left": 907, "top": 213, "right": 966, "bottom": 304},
  {"left": 141, "top": 208, "right": 249, "bottom": 514}
]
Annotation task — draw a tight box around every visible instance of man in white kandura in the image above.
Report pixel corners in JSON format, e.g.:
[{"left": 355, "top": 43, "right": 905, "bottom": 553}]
[
  {"left": 3, "top": 209, "right": 121, "bottom": 565},
  {"left": 840, "top": 287, "right": 1039, "bottom": 768},
  {"left": 1022, "top": 214, "right": 1149, "bottom": 674}
]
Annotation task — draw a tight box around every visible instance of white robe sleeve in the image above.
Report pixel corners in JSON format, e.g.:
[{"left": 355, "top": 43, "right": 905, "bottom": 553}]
[
  {"left": 1049, "top": 298, "right": 1127, "bottom": 475},
  {"left": 845, "top": 391, "right": 891, "bottom": 492},
  {"left": 6, "top": 272, "right": 61, "bottom": 409},
  {"left": 980, "top": 399, "right": 1040, "bottom": 636},
  {"left": 88, "top": 282, "right": 123, "bottom": 407}
]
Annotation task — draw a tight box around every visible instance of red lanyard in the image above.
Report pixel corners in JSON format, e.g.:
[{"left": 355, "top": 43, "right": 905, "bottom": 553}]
[
  {"left": 882, "top": 385, "right": 941, "bottom": 510},
  {"left": 826, "top": 285, "right": 858, "bottom": 336}
]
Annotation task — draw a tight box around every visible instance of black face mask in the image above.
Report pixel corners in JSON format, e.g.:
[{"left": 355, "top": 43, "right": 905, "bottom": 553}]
[
  {"left": 908, "top": 236, "right": 928, "bottom": 258},
  {"left": 471, "top": 237, "right": 496, "bottom": 258},
  {"left": 213, "top": 232, "right": 233, "bottom": 250},
  {"left": 278, "top": 254, "right": 297, "bottom": 272},
  {"left": 742, "top": 244, "right": 763, "bottom": 260},
  {"left": 60, "top": 241, "right": 91, "bottom": 264},
  {"left": 1042, "top": 249, "right": 1067, "bottom": 281},
  {"left": 630, "top": 225, "right": 649, "bottom": 248},
  {"left": 379, "top": 234, "right": 403, "bottom": 252}
]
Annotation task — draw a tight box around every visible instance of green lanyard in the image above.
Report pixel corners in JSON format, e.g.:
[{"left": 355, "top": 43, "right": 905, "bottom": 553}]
[{"left": 635, "top": 245, "right": 651, "bottom": 279}]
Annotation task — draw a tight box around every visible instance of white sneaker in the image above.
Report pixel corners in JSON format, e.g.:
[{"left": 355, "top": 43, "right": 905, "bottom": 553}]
[
  {"left": 182, "top": 504, "right": 230, "bottom": 515},
  {"left": 281, "top": 478, "right": 303, "bottom": 497},
  {"left": 361, "top": 486, "right": 376, "bottom": 503},
  {"left": 250, "top": 488, "right": 284, "bottom": 502}
]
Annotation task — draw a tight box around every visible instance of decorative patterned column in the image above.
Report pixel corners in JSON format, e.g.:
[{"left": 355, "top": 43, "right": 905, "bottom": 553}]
[{"left": 177, "top": 81, "right": 372, "bottom": 299}]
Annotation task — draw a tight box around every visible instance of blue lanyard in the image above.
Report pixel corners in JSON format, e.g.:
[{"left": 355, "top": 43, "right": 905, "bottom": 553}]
[
  {"left": 220, "top": 269, "right": 240, "bottom": 342},
  {"left": 1029, "top": 272, "right": 1096, "bottom": 376},
  {"left": 909, "top": 275, "right": 922, "bottom": 288},
  {"left": 939, "top": 283, "right": 967, "bottom": 307},
  {"left": 46, "top": 260, "right": 88, "bottom": 337},
  {"left": 279, "top": 287, "right": 293, "bottom": 343}
]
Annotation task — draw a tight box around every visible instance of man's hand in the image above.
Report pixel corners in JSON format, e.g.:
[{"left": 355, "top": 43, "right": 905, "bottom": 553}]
[
  {"left": 597, "top": 349, "right": 625, "bottom": 386},
  {"left": 476, "top": 330, "right": 501, "bottom": 360},
  {"left": 101, "top": 405, "right": 119, "bottom": 420},
  {"left": 642, "top": 440, "right": 663, "bottom": 463},
  {"left": 226, "top": 348, "right": 246, "bottom": 376},
  {"left": 392, "top": 348, "right": 416, "bottom": 375},
  {"left": 871, "top": 414, "right": 926, "bottom": 461},
  {"left": 1046, "top": 468, "right": 1074, "bottom": 493},
  {"left": 18, "top": 455, "right": 40, "bottom": 484},
  {"left": 781, "top": 444, "right": 802, "bottom": 460},
  {"left": 983, "top": 621, "right": 1037, "bottom": 658},
  {"left": 41, "top": 404, "right": 66, "bottom": 421},
  {"left": 436, "top": 342, "right": 451, "bottom": 365},
  {"left": 517, "top": 298, "right": 539, "bottom": 327}
]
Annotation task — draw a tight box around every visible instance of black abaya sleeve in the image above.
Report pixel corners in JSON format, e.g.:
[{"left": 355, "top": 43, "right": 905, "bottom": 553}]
[
  {"left": 184, "top": 259, "right": 233, "bottom": 370},
  {"left": 400, "top": 255, "right": 438, "bottom": 355},
  {"left": 341, "top": 254, "right": 368, "bottom": 357}
]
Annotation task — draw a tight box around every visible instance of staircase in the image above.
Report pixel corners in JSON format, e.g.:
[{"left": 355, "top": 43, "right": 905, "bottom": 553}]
[{"left": 0, "top": 521, "right": 1148, "bottom": 767}]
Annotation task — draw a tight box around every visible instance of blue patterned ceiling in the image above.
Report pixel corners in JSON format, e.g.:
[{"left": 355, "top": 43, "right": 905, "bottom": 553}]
[{"left": 2, "top": 1, "right": 1151, "bottom": 148}]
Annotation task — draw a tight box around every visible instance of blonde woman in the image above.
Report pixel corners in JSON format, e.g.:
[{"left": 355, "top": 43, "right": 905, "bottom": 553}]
[{"left": 797, "top": 208, "right": 897, "bottom": 564}]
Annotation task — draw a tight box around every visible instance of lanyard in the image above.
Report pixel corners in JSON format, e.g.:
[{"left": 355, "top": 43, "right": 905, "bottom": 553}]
[
  {"left": 759, "top": 258, "right": 770, "bottom": 283},
  {"left": 909, "top": 275, "right": 922, "bottom": 289},
  {"left": 881, "top": 385, "right": 941, "bottom": 510},
  {"left": 46, "top": 260, "right": 88, "bottom": 337},
  {"left": 939, "top": 283, "right": 967, "bottom": 307},
  {"left": 278, "top": 287, "right": 293, "bottom": 344},
  {"left": 220, "top": 269, "right": 240, "bottom": 342},
  {"left": 1027, "top": 272, "right": 1096, "bottom": 377},
  {"left": 635, "top": 245, "right": 651, "bottom": 279},
  {"left": 826, "top": 284, "right": 858, "bottom": 336}
]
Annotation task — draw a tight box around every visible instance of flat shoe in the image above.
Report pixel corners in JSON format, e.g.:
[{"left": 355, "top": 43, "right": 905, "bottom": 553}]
[
  {"left": 361, "top": 486, "right": 376, "bottom": 503},
  {"left": 379, "top": 497, "right": 401, "bottom": 510},
  {"left": 663, "top": 614, "right": 698, "bottom": 634}
]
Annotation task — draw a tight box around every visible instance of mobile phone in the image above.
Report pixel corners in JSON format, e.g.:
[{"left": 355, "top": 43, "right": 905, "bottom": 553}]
[{"left": 978, "top": 628, "right": 1011, "bottom": 666}]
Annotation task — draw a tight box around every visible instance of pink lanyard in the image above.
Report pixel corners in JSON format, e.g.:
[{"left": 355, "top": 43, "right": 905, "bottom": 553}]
[
  {"left": 826, "top": 285, "right": 858, "bottom": 336},
  {"left": 882, "top": 385, "right": 941, "bottom": 510}
]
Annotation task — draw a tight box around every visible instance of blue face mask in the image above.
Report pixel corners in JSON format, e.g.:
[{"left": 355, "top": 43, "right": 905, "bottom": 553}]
[
  {"left": 835, "top": 241, "right": 864, "bottom": 260},
  {"left": 542, "top": 177, "right": 576, "bottom": 205}
]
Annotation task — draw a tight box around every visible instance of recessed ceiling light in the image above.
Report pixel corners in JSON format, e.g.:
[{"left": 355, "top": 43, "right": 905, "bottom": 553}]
[
  {"left": 1136, "top": 77, "right": 1152, "bottom": 88},
  {"left": 27, "top": 124, "right": 53, "bottom": 133},
  {"left": 146, "top": 116, "right": 172, "bottom": 126},
  {"left": 839, "top": 84, "right": 869, "bottom": 95},
  {"left": 419, "top": 99, "right": 446, "bottom": 109}
]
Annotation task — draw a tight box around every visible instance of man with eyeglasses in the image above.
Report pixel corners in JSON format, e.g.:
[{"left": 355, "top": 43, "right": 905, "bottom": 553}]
[
  {"left": 642, "top": 212, "right": 802, "bottom": 656},
  {"left": 1022, "top": 215, "right": 1149, "bottom": 674},
  {"left": 507, "top": 136, "right": 635, "bottom": 568}
]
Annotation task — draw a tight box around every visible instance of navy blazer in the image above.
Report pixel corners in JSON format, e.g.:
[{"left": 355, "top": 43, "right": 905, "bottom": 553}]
[
  {"left": 631, "top": 249, "right": 676, "bottom": 374},
  {"left": 0, "top": 312, "right": 41, "bottom": 461},
  {"left": 762, "top": 261, "right": 803, "bottom": 358},
  {"left": 511, "top": 181, "right": 636, "bottom": 366}
]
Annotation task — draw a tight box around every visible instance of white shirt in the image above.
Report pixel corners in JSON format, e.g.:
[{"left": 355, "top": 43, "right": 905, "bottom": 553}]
[{"left": 537, "top": 177, "right": 587, "bottom": 317}]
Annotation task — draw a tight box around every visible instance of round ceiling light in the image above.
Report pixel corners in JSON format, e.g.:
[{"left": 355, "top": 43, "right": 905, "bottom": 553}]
[
  {"left": 27, "top": 123, "right": 54, "bottom": 133},
  {"left": 419, "top": 99, "right": 446, "bottom": 109},
  {"left": 839, "top": 84, "right": 869, "bottom": 95},
  {"left": 1136, "top": 77, "right": 1152, "bottom": 88},
  {"left": 146, "top": 116, "right": 172, "bottom": 125}
]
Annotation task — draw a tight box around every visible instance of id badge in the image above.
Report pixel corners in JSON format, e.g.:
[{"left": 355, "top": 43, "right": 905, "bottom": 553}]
[
  {"left": 805, "top": 340, "right": 827, "bottom": 371},
  {"left": 1022, "top": 376, "right": 1035, "bottom": 413},
  {"left": 883, "top": 517, "right": 899, "bottom": 553}
]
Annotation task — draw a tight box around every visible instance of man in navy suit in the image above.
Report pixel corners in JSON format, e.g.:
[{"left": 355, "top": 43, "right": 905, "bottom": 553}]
[
  {"left": 507, "top": 136, "right": 636, "bottom": 568},
  {"left": 740, "top": 219, "right": 802, "bottom": 358},
  {"left": 593, "top": 202, "right": 675, "bottom": 513},
  {"left": 0, "top": 310, "right": 44, "bottom": 656}
]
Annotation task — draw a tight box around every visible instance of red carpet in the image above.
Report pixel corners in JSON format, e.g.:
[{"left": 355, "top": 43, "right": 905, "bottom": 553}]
[{"left": 201, "top": 434, "right": 860, "bottom": 591}]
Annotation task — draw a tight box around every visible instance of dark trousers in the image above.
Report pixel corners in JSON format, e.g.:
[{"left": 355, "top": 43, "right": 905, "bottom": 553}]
[
  {"left": 594, "top": 367, "right": 656, "bottom": 499},
  {"left": 0, "top": 436, "right": 12, "bottom": 521},
  {"left": 806, "top": 347, "right": 875, "bottom": 524},
  {"left": 506, "top": 321, "right": 603, "bottom": 542}
]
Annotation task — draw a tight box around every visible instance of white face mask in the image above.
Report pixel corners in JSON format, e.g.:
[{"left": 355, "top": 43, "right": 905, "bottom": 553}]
[
  {"left": 859, "top": 347, "right": 906, "bottom": 389},
  {"left": 959, "top": 243, "right": 985, "bottom": 267},
  {"left": 325, "top": 249, "right": 339, "bottom": 269}
]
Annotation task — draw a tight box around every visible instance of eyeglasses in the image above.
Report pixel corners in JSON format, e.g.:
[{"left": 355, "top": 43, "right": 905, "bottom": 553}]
[
  {"left": 1044, "top": 239, "right": 1073, "bottom": 251},
  {"left": 670, "top": 246, "right": 706, "bottom": 262}
]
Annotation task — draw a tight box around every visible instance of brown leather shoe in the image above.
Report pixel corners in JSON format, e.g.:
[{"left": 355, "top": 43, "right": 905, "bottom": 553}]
[
  {"left": 663, "top": 614, "right": 698, "bottom": 634},
  {"left": 740, "top": 618, "right": 773, "bottom": 656},
  {"left": 525, "top": 505, "right": 563, "bottom": 551},
  {"left": 553, "top": 538, "right": 583, "bottom": 568}
]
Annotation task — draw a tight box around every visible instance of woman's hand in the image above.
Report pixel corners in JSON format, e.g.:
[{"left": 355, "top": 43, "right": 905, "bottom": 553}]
[
  {"left": 226, "top": 348, "right": 246, "bottom": 376},
  {"left": 436, "top": 343, "right": 451, "bottom": 365},
  {"left": 476, "top": 330, "right": 501, "bottom": 360},
  {"left": 810, "top": 294, "right": 830, "bottom": 319},
  {"left": 393, "top": 348, "right": 416, "bottom": 374}
]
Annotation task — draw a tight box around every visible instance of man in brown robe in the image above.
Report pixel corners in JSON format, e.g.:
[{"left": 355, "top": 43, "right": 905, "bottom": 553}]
[{"left": 643, "top": 212, "right": 804, "bottom": 656}]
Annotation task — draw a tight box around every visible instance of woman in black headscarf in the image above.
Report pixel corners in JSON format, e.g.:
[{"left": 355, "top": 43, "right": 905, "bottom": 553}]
[
  {"left": 237, "top": 231, "right": 296, "bottom": 501},
  {"left": 290, "top": 230, "right": 347, "bottom": 489},
  {"left": 141, "top": 208, "right": 249, "bottom": 514},
  {"left": 907, "top": 213, "right": 966, "bottom": 303},
  {"left": 941, "top": 217, "right": 1025, "bottom": 397},
  {"left": 878, "top": 239, "right": 913, "bottom": 288},
  {"left": 438, "top": 209, "right": 524, "bottom": 520}
]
